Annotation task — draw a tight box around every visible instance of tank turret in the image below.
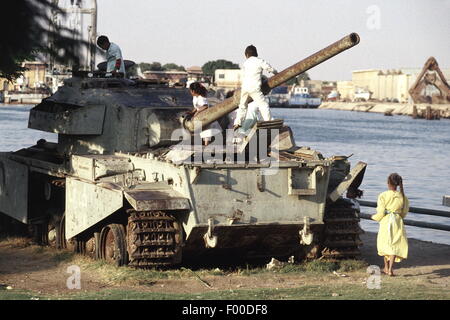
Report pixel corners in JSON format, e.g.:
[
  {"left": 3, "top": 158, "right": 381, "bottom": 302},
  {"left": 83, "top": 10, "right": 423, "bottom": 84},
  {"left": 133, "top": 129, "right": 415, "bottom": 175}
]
[{"left": 28, "top": 77, "right": 193, "bottom": 155}]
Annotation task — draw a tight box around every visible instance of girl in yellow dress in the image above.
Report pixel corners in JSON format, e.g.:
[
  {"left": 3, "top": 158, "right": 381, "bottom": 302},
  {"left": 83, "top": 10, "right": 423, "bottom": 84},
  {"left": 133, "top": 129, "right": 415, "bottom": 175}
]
[{"left": 371, "top": 173, "right": 409, "bottom": 276}]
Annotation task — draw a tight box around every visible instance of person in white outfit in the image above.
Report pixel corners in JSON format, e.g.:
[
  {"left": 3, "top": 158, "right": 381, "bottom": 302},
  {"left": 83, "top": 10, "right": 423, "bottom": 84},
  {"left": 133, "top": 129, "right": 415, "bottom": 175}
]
[
  {"left": 97, "top": 35, "right": 126, "bottom": 76},
  {"left": 188, "top": 82, "right": 222, "bottom": 146},
  {"left": 234, "top": 45, "right": 277, "bottom": 129},
  {"left": 226, "top": 91, "right": 259, "bottom": 135}
]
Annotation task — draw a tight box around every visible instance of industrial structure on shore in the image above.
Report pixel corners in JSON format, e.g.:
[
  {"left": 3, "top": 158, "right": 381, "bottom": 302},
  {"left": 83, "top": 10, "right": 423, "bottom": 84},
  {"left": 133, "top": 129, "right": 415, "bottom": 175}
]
[{"left": 337, "top": 57, "right": 450, "bottom": 104}]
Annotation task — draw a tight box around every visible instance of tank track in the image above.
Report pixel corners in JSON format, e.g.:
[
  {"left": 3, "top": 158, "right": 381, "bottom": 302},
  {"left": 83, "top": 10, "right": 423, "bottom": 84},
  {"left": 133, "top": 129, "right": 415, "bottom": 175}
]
[
  {"left": 322, "top": 198, "right": 364, "bottom": 259},
  {"left": 126, "top": 209, "right": 182, "bottom": 268}
]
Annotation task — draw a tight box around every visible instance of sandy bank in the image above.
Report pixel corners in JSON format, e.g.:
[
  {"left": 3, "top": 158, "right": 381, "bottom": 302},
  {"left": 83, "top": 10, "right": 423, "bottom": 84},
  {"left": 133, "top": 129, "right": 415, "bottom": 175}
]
[{"left": 360, "top": 231, "right": 450, "bottom": 273}]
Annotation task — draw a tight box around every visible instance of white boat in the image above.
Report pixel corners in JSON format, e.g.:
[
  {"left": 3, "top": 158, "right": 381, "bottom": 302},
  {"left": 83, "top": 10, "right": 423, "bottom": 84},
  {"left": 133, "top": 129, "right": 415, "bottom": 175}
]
[
  {"left": 353, "top": 87, "right": 372, "bottom": 102},
  {"left": 267, "top": 86, "right": 290, "bottom": 107},
  {"left": 288, "top": 85, "right": 322, "bottom": 108}
]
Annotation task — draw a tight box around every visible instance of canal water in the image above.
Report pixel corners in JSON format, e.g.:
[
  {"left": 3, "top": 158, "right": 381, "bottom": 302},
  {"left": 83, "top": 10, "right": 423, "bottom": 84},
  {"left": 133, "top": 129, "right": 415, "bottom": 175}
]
[
  {"left": 273, "top": 107, "right": 450, "bottom": 245},
  {"left": 0, "top": 104, "right": 449, "bottom": 245}
]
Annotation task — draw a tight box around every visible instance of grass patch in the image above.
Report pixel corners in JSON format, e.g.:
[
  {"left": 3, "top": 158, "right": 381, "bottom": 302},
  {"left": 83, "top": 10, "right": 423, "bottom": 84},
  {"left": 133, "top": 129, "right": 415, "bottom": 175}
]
[
  {"left": 21, "top": 282, "right": 448, "bottom": 300},
  {"left": 225, "top": 259, "right": 366, "bottom": 276},
  {"left": 32, "top": 246, "right": 45, "bottom": 254},
  {"left": 242, "top": 259, "right": 367, "bottom": 275},
  {"left": 0, "top": 289, "right": 48, "bottom": 300},
  {"left": 337, "top": 259, "right": 368, "bottom": 272},
  {"left": 303, "top": 260, "right": 338, "bottom": 273},
  {"left": 0, "top": 236, "right": 34, "bottom": 248},
  {"left": 73, "top": 257, "right": 227, "bottom": 285},
  {"left": 72, "top": 257, "right": 369, "bottom": 286},
  {"left": 51, "top": 251, "right": 75, "bottom": 263}
]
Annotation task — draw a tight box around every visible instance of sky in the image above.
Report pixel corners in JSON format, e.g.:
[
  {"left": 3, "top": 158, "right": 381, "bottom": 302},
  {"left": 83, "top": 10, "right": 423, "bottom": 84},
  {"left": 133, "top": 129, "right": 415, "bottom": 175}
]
[{"left": 94, "top": 0, "right": 450, "bottom": 80}]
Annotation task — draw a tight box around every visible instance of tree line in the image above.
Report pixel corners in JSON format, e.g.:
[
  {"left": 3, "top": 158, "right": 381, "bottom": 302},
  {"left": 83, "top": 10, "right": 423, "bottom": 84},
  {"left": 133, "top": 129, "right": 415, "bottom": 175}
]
[
  {"left": 130, "top": 60, "right": 240, "bottom": 77},
  {"left": 132, "top": 60, "right": 309, "bottom": 84}
]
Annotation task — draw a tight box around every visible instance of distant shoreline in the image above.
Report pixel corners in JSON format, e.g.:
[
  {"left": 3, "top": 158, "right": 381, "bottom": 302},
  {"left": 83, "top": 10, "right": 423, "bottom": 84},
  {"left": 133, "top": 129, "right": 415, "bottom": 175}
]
[{"left": 319, "top": 101, "right": 450, "bottom": 118}]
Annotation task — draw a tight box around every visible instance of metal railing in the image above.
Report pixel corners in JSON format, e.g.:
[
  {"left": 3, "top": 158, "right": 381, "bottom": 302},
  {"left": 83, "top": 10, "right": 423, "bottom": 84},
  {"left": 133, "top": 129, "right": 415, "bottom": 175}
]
[{"left": 357, "top": 200, "right": 450, "bottom": 232}]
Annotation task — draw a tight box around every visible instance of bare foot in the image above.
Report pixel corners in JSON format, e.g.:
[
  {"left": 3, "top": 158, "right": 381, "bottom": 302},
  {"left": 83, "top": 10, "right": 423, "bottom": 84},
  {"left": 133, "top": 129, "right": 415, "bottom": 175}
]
[{"left": 388, "top": 271, "right": 395, "bottom": 277}]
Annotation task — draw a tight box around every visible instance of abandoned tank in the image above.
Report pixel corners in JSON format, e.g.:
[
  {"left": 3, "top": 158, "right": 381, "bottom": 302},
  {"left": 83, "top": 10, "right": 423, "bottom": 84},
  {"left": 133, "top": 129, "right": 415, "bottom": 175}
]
[{"left": 0, "top": 33, "right": 367, "bottom": 267}]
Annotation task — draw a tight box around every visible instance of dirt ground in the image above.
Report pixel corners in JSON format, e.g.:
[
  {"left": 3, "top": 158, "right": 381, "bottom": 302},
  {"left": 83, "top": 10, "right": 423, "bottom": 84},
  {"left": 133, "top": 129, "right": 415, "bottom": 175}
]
[{"left": 0, "top": 231, "right": 449, "bottom": 298}]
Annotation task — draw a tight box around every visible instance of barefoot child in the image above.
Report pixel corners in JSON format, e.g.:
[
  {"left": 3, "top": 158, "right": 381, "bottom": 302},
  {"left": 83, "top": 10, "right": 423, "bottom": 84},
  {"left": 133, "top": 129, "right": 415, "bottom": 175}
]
[{"left": 371, "top": 173, "right": 409, "bottom": 276}]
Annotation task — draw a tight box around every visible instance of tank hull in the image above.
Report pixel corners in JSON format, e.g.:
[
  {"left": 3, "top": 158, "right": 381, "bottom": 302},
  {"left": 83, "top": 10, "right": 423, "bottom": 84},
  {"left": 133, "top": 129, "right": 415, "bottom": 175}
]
[
  {"left": 0, "top": 33, "right": 365, "bottom": 267},
  {"left": 0, "top": 147, "right": 365, "bottom": 266}
]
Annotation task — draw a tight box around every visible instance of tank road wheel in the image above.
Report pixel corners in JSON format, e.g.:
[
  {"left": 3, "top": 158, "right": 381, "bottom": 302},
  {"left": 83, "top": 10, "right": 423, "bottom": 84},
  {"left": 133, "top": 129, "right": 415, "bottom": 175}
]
[
  {"left": 44, "top": 209, "right": 64, "bottom": 248},
  {"left": 82, "top": 236, "right": 97, "bottom": 258},
  {"left": 47, "top": 219, "right": 59, "bottom": 248},
  {"left": 99, "top": 224, "right": 128, "bottom": 266},
  {"left": 322, "top": 198, "right": 364, "bottom": 259},
  {"left": 127, "top": 210, "right": 183, "bottom": 268},
  {"left": 73, "top": 235, "right": 97, "bottom": 258},
  {"left": 58, "top": 214, "right": 78, "bottom": 252},
  {"left": 31, "top": 222, "right": 48, "bottom": 246}
]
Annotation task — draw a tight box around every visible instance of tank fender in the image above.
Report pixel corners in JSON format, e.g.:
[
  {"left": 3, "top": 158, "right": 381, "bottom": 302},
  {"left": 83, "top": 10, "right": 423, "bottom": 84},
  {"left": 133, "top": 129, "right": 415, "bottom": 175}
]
[
  {"left": 124, "top": 182, "right": 191, "bottom": 211},
  {"left": 65, "top": 177, "right": 123, "bottom": 239},
  {"left": 328, "top": 161, "right": 367, "bottom": 202},
  {"left": 0, "top": 156, "right": 28, "bottom": 223}
]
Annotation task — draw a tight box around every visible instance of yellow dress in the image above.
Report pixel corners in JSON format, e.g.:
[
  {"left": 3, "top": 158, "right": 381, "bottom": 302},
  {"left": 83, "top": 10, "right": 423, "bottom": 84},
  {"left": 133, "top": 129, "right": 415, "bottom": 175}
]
[{"left": 371, "top": 190, "right": 409, "bottom": 262}]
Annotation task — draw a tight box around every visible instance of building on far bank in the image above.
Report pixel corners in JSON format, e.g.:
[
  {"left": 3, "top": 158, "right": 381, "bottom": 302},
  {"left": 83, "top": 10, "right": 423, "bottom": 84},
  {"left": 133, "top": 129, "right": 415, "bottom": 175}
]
[
  {"left": 295, "top": 80, "right": 337, "bottom": 100},
  {"left": 22, "top": 61, "right": 47, "bottom": 89},
  {"left": 0, "top": 78, "right": 11, "bottom": 92},
  {"left": 214, "top": 69, "right": 242, "bottom": 89},
  {"left": 336, "top": 81, "right": 354, "bottom": 101},
  {"left": 351, "top": 69, "right": 417, "bottom": 103},
  {"left": 143, "top": 70, "right": 188, "bottom": 86},
  {"left": 143, "top": 66, "right": 209, "bottom": 87},
  {"left": 0, "top": 61, "right": 48, "bottom": 93},
  {"left": 186, "top": 66, "right": 205, "bottom": 85},
  {"left": 0, "top": 61, "right": 53, "bottom": 103}
]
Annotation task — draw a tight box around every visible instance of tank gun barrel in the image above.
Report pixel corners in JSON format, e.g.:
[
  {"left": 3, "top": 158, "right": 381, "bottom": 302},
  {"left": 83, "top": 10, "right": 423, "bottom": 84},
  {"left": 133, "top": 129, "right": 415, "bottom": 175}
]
[{"left": 183, "top": 32, "right": 360, "bottom": 132}]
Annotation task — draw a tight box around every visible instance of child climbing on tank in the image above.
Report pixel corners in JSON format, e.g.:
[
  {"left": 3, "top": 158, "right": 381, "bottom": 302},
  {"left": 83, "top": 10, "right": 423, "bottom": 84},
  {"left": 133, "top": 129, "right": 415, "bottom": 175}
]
[
  {"left": 225, "top": 90, "right": 259, "bottom": 135},
  {"left": 371, "top": 173, "right": 409, "bottom": 276},
  {"left": 233, "top": 45, "right": 278, "bottom": 129},
  {"left": 188, "top": 82, "right": 222, "bottom": 146}
]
